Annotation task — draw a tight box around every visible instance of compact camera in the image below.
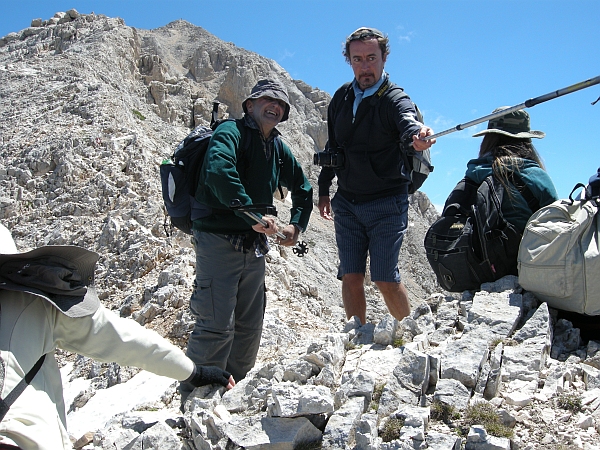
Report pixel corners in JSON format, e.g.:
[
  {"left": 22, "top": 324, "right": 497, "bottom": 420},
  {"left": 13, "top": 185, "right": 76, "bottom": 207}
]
[{"left": 313, "top": 150, "right": 345, "bottom": 168}]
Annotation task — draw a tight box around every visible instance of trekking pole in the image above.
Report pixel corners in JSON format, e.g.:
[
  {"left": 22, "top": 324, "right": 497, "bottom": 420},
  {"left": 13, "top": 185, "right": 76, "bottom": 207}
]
[
  {"left": 242, "top": 210, "right": 288, "bottom": 240},
  {"left": 230, "top": 200, "right": 309, "bottom": 256},
  {"left": 422, "top": 75, "right": 600, "bottom": 141}
]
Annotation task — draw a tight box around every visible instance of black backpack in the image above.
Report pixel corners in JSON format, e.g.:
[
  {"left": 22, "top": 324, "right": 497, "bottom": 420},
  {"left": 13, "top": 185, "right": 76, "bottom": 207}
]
[
  {"left": 424, "top": 173, "right": 539, "bottom": 292},
  {"left": 160, "top": 104, "right": 250, "bottom": 235}
]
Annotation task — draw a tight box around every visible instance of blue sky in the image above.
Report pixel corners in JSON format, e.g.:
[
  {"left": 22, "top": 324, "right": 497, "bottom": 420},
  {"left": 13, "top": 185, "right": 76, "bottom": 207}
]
[{"left": 2, "top": 0, "right": 599, "bottom": 209}]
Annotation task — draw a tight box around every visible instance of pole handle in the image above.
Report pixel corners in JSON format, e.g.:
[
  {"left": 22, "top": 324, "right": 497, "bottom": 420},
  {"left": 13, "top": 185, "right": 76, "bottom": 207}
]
[{"left": 243, "top": 211, "right": 287, "bottom": 240}]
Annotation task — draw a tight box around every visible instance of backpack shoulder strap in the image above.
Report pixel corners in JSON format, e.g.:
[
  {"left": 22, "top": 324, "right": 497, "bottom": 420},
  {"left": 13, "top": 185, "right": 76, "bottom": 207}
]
[
  {"left": 235, "top": 118, "right": 252, "bottom": 156},
  {"left": 506, "top": 171, "right": 541, "bottom": 213},
  {"left": 379, "top": 82, "right": 425, "bottom": 141},
  {"left": 483, "top": 174, "right": 506, "bottom": 212},
  {"left": 273, "top": 135, "right": 285, "bottom": 199},
  {"left": 327, "top": 82, "right": 353, "bottom": 120},
  {"left": 333, "top": 82, "right": 353, "bottom": 105},
  {"left": 212, "top": 118, "right": 251, "bottom": 158},
  {"left": 0, "top": 348, "right": 46, "bottom": 421},
  {"left": 0, "top": 302, "right": 48, "bottom": 418},
  {"left": 381, "top": 82, "right": 409, "bottom": 103},
  {"left": 442, "top": 176, "right": 479, "bottom": 216}
]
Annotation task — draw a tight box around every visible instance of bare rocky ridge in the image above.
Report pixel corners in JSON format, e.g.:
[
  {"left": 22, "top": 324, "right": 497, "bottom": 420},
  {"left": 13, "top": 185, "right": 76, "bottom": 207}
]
[{"left": 1, "top": 10, "right": 599, "bottom": 450}]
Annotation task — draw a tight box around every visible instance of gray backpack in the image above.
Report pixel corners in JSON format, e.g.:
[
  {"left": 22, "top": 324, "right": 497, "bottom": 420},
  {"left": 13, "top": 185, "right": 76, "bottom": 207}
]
[{"left": 518, "top": 175, "right": 600, "bottom": 315}]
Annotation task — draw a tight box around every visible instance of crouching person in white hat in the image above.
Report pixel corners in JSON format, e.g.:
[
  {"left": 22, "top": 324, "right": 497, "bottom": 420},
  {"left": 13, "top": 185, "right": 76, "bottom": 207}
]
[{"left": 0, "top": 223, "right": 234, "bottom": 450}]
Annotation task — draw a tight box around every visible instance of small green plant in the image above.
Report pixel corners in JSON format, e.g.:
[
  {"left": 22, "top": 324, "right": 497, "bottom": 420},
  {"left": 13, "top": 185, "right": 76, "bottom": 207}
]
[
  {"left": 489, "top": 338, "right": 504, "bottom": 349},
  {"left": 135, "top": 405, "right": 159, "bottom": 412},
  {"left": 392, "top": 337, "right": 404, "bottom": 348},
  {"left": 380, "top": 417, "right": 404, "bottom": 442},
  {"left": 369, "top": 383, "right": 386, "bottom": 411},
  {"left": 463, "top": 402, "right": 513, "bottom": 439},
  {"left": 430, "top": 400, "right": 460, "bottom": 423},
  {"left": 132, "top": 109, "right": 146, "bottom": 120},
  {"left": 345, "top": 341, "right": 355, "bottom": 351},
  {"left": 557, "top": 392, "right": 582, "bottom": 412},
  {"left": 489, "top": 337, "right": 518, "bottom": 350},
  {"left": 485, "top": 421, "right": 514, "bottom": 439}
]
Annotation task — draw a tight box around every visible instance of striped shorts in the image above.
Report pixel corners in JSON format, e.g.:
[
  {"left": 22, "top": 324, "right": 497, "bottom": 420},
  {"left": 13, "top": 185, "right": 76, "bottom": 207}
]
[{"left": 331, "top": 192, "right": 409, "bottom": 283}]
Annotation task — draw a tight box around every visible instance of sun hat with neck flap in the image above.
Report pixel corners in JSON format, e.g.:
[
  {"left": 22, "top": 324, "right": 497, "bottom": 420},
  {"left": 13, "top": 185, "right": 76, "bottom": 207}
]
[{"left": 0, "top": 223, "right": 100, "bottom": 318}]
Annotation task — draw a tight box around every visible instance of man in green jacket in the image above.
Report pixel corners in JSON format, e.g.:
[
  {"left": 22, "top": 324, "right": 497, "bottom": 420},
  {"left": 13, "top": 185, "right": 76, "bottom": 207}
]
[{"left": 179, "top": 79, "right": 313, "bottom": 405}]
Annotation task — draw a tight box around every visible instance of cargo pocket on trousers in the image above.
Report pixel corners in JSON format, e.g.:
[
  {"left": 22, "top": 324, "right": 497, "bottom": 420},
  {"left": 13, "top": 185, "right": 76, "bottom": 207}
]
[{"left": 190, "top": 277, "right": 214, "bottom": 321}]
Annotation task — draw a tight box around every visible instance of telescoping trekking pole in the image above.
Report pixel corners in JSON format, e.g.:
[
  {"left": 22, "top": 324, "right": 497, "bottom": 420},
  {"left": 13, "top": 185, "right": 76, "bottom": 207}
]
[
  {"left": 422, "top": 75, "right": 600, "bottom": 141},
  {"left": 230, "top": 199, "right": 309, "bottom": 257}
]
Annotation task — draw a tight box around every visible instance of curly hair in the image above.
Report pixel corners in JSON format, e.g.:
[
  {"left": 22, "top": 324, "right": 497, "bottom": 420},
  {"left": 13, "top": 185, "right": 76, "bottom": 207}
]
[{"left": 343, "top": 27, "right": 390, "bottom": 64}]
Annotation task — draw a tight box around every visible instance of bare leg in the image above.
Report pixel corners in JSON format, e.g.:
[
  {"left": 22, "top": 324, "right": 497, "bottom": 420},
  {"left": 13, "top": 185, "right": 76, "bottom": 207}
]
[
  {"left": 341, "top": 273, "right": 367, "bottom": 325},
  {"left": 375, "top": 281, "right": 411, "bottom": 321}
]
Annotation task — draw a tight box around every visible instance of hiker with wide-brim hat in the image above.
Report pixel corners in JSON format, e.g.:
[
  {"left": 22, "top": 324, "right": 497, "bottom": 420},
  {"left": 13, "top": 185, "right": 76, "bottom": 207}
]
[
  {"left": 0, "top": 223, "right": 234, "bottom": 449},
  {"left": 466, "top": 106, "right": 558, "bottom": 233}
]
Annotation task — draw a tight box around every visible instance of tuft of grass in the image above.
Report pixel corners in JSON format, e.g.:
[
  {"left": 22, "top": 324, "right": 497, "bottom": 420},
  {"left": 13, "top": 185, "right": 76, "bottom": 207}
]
[
  {"left": 490, "top": 337, "right": 518, "bottom": 350},
  {"left": 345, "top": 341, "right": 357, "bottom": 351},
  {"left": 135, "top": 405, "right": 158, "bottom": 412},
  {"left": 463, "top": 402, "right": 513, "bottom": 439},
  {"left": 380, "top": 417, "right": 405, "bottom": 442},
  {"left": 430, "top": 400, "right": 460, "bottom": 423},
  {"left": 556, "top": 393, "right": 582, "bottom": 412},
  {"left": 132, "top": 109, "right": 146, "bottom": 120},
  {"left": 392, "top": 338, "right": 404, "bottom": 348},
  {"left": 489, "top": 338, "right": 503, "bottom": 350},
  {"left": 369, "top": 383, "right": 386, "bottom": 411}
]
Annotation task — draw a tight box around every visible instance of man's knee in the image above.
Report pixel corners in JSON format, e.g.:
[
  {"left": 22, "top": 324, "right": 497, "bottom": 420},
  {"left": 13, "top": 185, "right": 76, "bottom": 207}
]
[{"left": 342, "top": 273, "right": 365, "bottom": 285}]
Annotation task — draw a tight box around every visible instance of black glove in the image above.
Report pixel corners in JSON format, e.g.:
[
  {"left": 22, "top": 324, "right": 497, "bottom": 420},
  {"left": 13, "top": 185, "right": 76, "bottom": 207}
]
[{"left": 185, "top": 365, "right": 231, "bottom": 388}]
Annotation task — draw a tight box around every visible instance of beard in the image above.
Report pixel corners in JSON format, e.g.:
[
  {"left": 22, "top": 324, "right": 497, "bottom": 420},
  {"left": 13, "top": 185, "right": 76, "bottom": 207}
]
[{"left": 357, "top": 73, "right": 376, "bottom": 89}]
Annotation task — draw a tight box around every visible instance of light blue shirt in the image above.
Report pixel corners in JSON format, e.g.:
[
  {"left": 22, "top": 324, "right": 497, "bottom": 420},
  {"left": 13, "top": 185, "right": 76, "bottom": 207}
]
[{"left": 352, "top": 71, "right": 388, "bottom": 118}]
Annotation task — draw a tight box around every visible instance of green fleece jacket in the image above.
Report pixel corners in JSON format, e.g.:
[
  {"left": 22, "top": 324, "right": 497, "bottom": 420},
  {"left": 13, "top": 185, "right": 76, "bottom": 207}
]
[{"left": 193, "top": 118, "right": 313, "bottom": 234}]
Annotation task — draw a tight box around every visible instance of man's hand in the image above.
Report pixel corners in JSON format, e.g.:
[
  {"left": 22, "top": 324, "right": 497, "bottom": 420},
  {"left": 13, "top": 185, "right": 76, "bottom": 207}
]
[
  {"left": 252, "top": 217, "right": 278, "bottom": 235},
  {"left": 412, "top": 126, "right": 436, "bottom": 151},
  {"left": 276, "top": 224, "right": 300, "bottom": 246},
  {"left": 318, "top": 196, "right": 333, "bottom": 220},
  {"left": 187, "top": 365, "right": 236, "bottom": 390}
]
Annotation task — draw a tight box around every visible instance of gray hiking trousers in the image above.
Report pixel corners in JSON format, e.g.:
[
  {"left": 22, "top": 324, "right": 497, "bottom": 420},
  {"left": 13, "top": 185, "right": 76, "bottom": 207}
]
[{"left": 179, "top": 231, "right": 266, "bottom": 403}]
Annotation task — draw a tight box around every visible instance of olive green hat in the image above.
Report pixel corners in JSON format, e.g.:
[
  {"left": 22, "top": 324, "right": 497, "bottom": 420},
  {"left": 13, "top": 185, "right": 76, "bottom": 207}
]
[{"left": 472, "top": 107, "right": 545, "bottom": 139}]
